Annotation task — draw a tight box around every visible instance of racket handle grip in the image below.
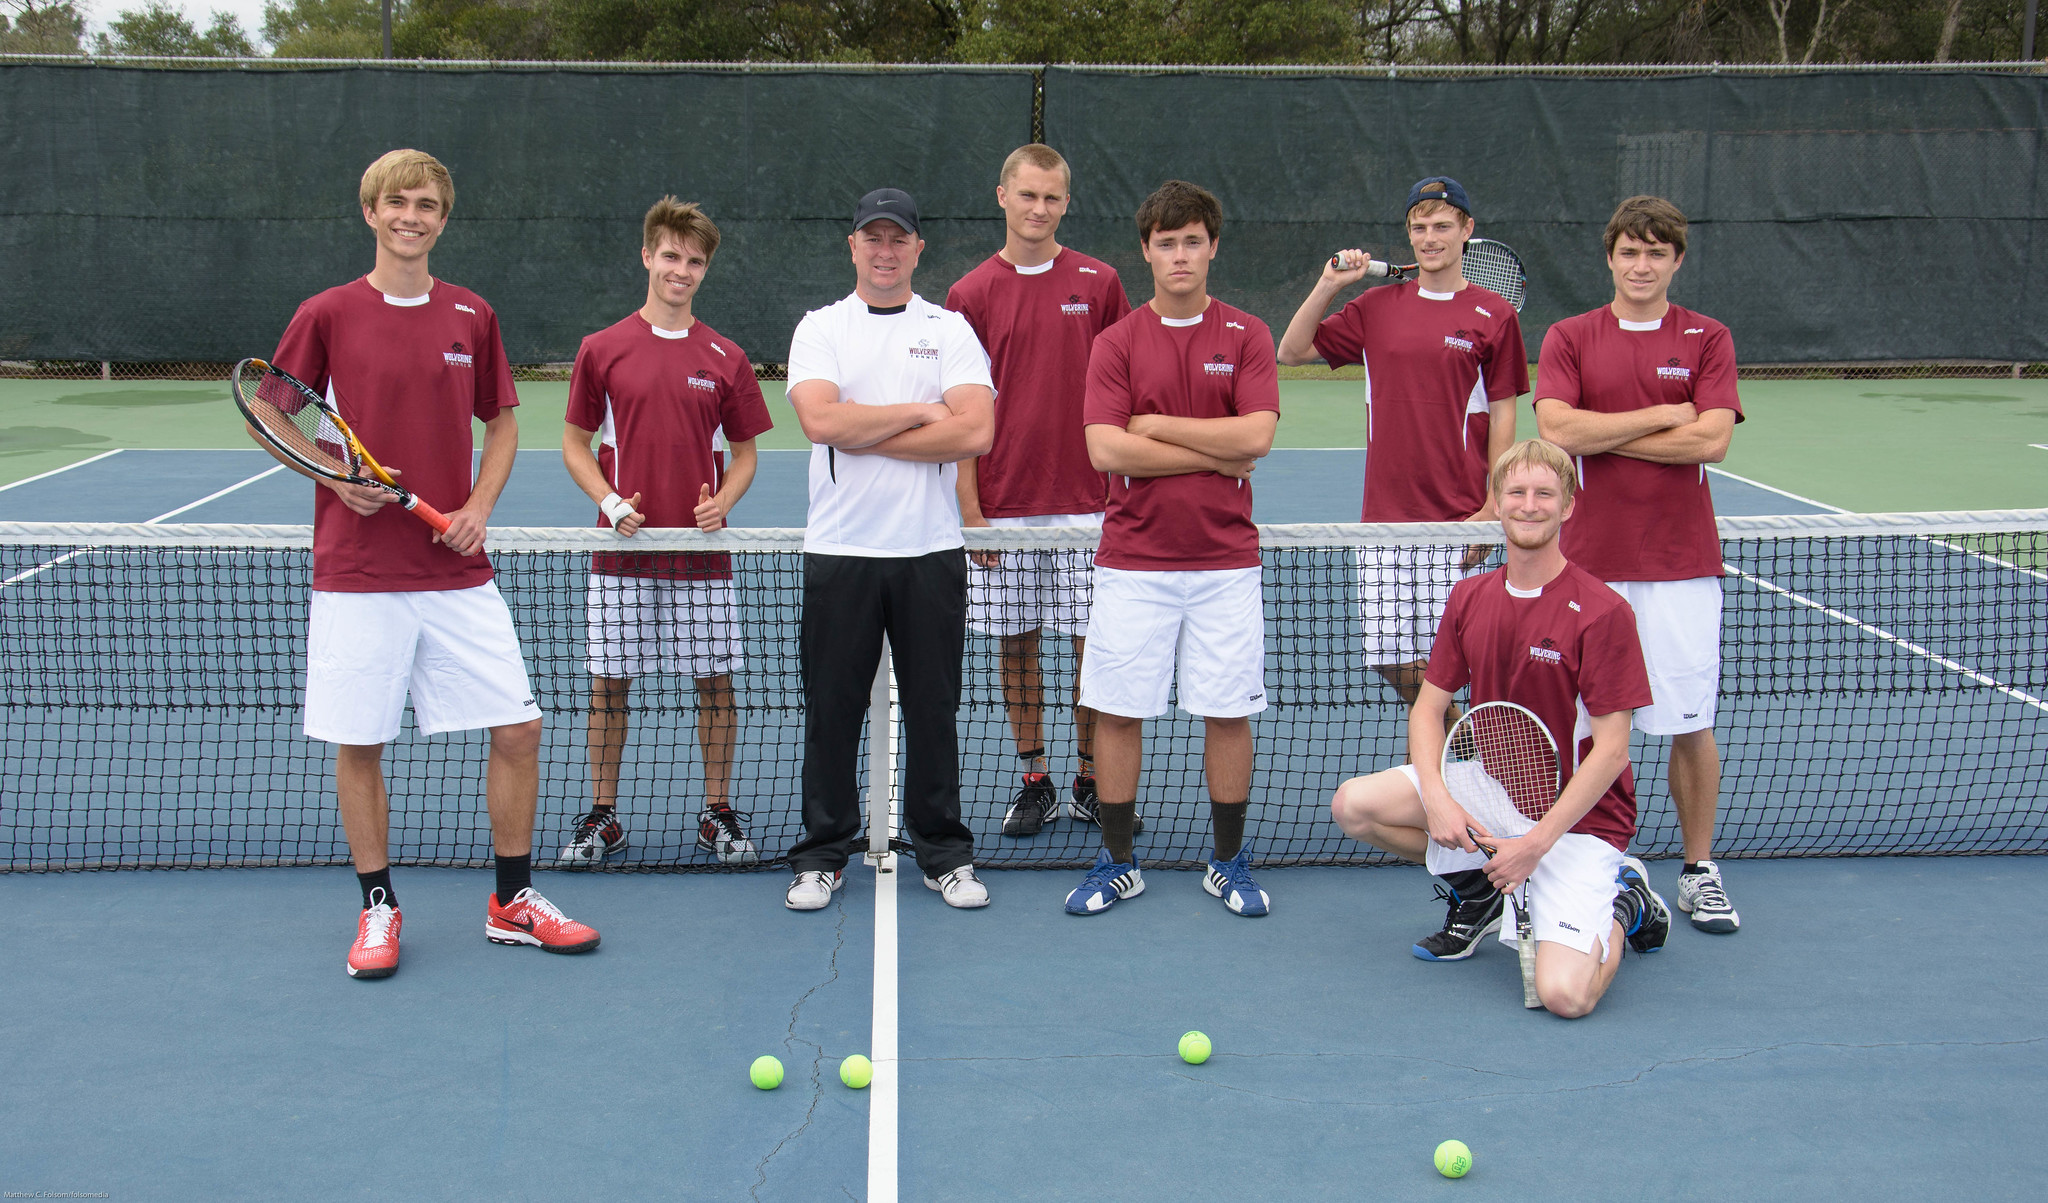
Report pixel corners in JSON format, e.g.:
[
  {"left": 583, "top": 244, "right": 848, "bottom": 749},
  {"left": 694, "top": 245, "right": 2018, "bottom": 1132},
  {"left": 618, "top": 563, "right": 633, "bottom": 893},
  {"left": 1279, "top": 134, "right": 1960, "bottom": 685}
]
[
  {"left": 1328, "top": 254, "right": 1397, "bottom": 278},
  {"left": 403, "top": 494, "right": 453, "bottom": 534}
]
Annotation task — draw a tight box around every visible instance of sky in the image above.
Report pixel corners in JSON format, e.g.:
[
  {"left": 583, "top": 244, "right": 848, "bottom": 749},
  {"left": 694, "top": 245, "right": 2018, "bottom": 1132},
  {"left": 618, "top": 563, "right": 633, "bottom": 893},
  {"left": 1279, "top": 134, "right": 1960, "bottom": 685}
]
[{"left": 85, "top": 0, "right": 284, "bottom": 50}]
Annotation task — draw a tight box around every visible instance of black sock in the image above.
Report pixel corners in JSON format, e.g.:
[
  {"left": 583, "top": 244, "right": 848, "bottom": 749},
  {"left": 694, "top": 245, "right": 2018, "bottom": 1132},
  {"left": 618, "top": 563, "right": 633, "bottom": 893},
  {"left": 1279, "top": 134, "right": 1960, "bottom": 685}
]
[
  {"left": 495, "top": 853, "right": 532, "bottom": 904},
  {"left": 1099, "top": 803, "right": 1137, "bottom": 865},
  {"left": 592, "top": 803, "right": 615, "bottom": 816},
  {"left": 1682, "top": 861, "right": 1707, "bottom": 876},
  {"left": 357, "top": 867, "right": 395, "bottom": 911},
  {"left": 1441, "top": 868, "right": 1496, "bottom": 902},
  {"left": 1210, "top": 800, "right": 1248, "bottom": 862}
]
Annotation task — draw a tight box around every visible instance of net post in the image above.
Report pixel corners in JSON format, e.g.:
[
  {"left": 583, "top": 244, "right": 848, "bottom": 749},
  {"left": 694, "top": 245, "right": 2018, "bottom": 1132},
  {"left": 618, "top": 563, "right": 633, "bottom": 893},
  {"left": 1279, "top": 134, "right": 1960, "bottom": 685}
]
[
  {"left": 865, "top": 636, "right": 896, "bottom": 872},
  {"left": 100, "top": 361, "right": 111, "bottom": 381}
]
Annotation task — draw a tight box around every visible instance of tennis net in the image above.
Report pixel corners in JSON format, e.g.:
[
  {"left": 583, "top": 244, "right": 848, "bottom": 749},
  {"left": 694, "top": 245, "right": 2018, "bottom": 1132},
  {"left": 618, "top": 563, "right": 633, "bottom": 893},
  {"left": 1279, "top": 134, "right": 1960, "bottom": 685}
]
[{"left": 3, "top": 512, "right": 2044, "bottom": 871}]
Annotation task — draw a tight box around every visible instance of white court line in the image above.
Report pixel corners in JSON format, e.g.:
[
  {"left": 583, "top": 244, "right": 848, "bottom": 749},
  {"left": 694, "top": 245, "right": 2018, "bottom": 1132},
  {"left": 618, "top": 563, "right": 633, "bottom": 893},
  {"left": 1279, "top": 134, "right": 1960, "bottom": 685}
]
[
  {"left": 866, "top": 649, "right": 901, "bottom": 1203},
  {"left": 0, "top": 464, "right": 287, "bottom": 588},
  {"left": 1706, "top": 465, "right": 1845, "bottom": 513},
  {"left": 1726, "top": 561, "right": 2048, "bottom": 716},
  {"left": 2030, "top": 444, "right": 2048, "bottom": 452},
  {"left": 0, "top": 449, "right": 123, "bottom": 493}
]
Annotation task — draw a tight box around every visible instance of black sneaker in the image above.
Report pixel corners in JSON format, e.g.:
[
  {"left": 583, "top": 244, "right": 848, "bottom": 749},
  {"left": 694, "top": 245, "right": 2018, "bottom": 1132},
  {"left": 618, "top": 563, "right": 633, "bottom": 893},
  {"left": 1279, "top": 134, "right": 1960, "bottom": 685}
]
[
  {"left": 1412, "top": 884, "right": 1505, "bottom": 961},
  {"left": 1001, "top": 774, "right": 1060, "bottom": 836},
  {"left": 1067, "top": 775, "right": 1143, "bottom": 834},
  {"left": 1618, "top": 856, "right": 1670, "bottom": 953}
]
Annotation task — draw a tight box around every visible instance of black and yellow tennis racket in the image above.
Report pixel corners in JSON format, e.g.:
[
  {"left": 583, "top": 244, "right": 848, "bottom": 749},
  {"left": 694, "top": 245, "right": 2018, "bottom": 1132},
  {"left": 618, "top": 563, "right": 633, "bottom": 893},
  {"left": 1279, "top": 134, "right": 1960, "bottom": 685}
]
[
  {"left": 1440, "top": 700, "right": 1558, "bottom": 1010},
  {"left": 231, "top": 357, "right": 451, "bottom": 534},
  {"left": 1329, "top": 238, "right": 1528, "bottom": 312}
]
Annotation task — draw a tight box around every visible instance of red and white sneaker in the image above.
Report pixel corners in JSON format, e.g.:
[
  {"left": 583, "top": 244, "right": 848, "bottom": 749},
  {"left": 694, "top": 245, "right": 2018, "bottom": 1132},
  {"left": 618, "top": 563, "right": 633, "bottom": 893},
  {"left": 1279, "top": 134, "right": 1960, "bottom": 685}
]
[
  {"left": 347, "top": 902, "right": 402, "bottom": 979},
  {"left": 486, "top": 887, "right": 601, "bottom": 954}
]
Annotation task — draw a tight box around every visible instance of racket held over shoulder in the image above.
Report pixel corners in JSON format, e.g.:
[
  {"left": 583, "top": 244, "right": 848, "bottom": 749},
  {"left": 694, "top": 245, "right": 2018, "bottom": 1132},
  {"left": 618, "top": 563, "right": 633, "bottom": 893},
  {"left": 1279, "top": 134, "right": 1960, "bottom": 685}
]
[
  {"left": 1439, "top": 700, "right": 1560, "bottom": 1010},
  {"left": 1328, "top": 238, "right": 1529, "bottom": 312},
  {"left": 231, "top": 357, "right": 451, "bottom": 533}
]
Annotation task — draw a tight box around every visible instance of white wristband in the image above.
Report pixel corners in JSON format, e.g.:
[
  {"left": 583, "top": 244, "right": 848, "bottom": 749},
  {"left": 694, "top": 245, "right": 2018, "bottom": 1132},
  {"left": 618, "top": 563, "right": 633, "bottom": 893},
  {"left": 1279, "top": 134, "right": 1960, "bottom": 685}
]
[{"left": 599, "top": 492, "right": 635, "bottom": 528}]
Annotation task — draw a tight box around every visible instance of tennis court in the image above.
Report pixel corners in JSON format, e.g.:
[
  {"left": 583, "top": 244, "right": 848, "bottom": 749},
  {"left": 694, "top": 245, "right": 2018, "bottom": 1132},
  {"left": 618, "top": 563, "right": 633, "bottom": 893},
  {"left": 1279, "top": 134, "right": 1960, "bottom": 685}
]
[{"left": 2, "top": 375, "right": 2045, "bottom": 1199}]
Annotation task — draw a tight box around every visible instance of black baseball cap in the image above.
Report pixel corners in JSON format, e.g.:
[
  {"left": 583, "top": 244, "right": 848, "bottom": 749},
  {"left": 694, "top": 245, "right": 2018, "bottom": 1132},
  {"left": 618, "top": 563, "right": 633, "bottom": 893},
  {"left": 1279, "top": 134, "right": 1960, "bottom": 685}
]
[
  {"left": 852, "top": 188, "right": 920, "bottom": 235},
  {"left": 1405, "top": 176, "right": 1472, "bottom": 218}
]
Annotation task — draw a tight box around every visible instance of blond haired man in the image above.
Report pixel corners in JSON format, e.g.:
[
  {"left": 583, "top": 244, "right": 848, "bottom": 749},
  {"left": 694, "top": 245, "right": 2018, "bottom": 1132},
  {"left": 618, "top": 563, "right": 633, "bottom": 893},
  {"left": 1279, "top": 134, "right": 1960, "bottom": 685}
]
[
  {"left": 946, "top": 144, "right": 1132, "bottom": 837},
  {"left": 561, "top": 198, "right": 775, "bottom": 868},
  {"left": 1331, "top": 441, "right": 1668, "bottom": 1017},
  {"left": 256, "top": 149, "right": 599, "bottom": 980}
]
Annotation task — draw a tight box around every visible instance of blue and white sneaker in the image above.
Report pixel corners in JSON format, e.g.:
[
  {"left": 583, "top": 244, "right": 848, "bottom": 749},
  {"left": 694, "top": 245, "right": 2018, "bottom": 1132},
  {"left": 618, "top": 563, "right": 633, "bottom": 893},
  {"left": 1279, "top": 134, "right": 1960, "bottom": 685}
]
[
  {"left": 1064, "top": 848, "right": 1145, "bottom": 915},
  {"left": 1203, "top": 849, "right": 1270, "bottom": 917},
  {"left": 1616, "top": 856, "right": 1669, "bottom": 953}
]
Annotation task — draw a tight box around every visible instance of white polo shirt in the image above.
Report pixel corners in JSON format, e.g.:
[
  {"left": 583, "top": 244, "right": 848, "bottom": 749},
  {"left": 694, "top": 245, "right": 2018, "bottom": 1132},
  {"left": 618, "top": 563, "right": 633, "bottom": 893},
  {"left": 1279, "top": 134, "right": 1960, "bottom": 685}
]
[{"left": 787, "top": 292, "right": 994, "bottom": 557}]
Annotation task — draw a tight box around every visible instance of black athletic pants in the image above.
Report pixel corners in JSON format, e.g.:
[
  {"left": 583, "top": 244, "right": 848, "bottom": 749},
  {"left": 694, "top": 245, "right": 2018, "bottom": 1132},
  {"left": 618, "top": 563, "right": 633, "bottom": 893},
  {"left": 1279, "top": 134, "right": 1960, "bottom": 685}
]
[{"left": 788, "top": 548, "right": 973, "bottom": 877}]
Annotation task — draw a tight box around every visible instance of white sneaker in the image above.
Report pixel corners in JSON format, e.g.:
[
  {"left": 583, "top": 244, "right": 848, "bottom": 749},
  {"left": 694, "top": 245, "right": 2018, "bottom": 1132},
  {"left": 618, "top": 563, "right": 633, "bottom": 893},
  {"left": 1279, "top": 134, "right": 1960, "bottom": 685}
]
[
  {"left": 1676, "top": 860, "right": 1740, "bottom": 933},
  {"left": 924, "top": 865, "right": 989, "bottom": 909},
  {"left": 786, "top": 869, "right": 844, "bottom": 911}
]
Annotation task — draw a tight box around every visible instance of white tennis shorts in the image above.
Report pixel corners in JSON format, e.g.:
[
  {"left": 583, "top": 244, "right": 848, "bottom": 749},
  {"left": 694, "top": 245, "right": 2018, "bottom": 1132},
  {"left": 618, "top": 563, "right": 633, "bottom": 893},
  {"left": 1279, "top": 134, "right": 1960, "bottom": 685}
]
[
  {"left": 967, "top": 513, "right": 1101, "bottom": 638},
  {"left": 586, "top": 574, "right": 744, "bottom": 679},
  {"left": 304, "top": 581, "right": 539, "bottom": 745},
  {"left": 1402, "top": 766, "right": 1625, "bottom": 961},
  {"left": 1079, "top": 565, "right": 1267, "bottom": 719},
  {"left": 1358, "top": 543, "right": 1481, "bottom": 664},
  {"left": 1606, "top": 577, "right": 1722, "bottom": 735}
]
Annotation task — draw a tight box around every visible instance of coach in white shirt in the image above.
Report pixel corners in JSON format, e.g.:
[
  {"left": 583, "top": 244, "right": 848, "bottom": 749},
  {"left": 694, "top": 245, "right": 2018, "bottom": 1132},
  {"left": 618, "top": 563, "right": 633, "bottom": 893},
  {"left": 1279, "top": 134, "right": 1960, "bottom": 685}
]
[{"left": 782, "top": 188, "right": 998, "bottom": 912}]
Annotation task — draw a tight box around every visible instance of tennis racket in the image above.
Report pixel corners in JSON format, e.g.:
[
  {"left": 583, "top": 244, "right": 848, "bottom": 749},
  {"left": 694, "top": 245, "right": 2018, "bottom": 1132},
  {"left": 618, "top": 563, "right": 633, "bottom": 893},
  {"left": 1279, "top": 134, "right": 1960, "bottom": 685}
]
[
  {"left": 231, "top": 357, "right": 451, "bottom": 533},
  {"left": 1439, "top": 700, "right": 1559, "bottom": 1010},
  {"left": 1329, "top": 238, "right": 1528, "bottom": 312}
]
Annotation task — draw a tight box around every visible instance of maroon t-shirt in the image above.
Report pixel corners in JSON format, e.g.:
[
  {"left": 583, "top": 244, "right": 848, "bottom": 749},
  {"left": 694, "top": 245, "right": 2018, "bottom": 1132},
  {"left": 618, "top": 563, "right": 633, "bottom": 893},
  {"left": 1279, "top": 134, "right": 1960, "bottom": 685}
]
[
  {"left": 1082, "top": 301, "right": 1281, "bottom": 572},
  {"left": 1425, "top": 562, "right": 1655, "bottom": 851},
  {"left": 565, "top": 314, "right": 774, "bottom": 581},
  {"left": 946, "top": 248, "right": 1132, "bottom": 518},
  {"left": 1313, "top": 281, "right": 1528, "bottom": 522},
  {"left": 271, "top": 277, "right": 517, "bottom": 593},
  {"left": 1538, "top": 304, "right": 1742, "bottom": 581}
]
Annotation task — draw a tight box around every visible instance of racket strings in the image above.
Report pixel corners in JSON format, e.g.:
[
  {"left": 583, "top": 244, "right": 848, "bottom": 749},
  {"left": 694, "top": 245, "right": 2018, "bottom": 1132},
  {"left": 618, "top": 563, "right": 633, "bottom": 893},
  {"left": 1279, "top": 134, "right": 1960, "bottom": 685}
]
[
  {"left": 1455, "top": 707, "right": 1558, "bottom": 824},
  {"left": 246, "top": 372, "right": 357, "bottom": 477},
  {"left": 1462, "top": 243, "right": 1528, "bottom": 310}
]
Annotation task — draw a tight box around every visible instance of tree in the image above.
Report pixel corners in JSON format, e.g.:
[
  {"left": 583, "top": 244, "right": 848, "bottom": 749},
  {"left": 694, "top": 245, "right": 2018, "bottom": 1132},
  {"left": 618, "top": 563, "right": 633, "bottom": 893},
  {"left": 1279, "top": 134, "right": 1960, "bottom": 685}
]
[
  {"left": 263, "top": 0, "right": 385, "bottom": 57},
  {"left": 0, "top": 0, "right": 86, "bottom": 52},
  {"left": 97, "top": 2, "right": 256, "bottom": 55}
]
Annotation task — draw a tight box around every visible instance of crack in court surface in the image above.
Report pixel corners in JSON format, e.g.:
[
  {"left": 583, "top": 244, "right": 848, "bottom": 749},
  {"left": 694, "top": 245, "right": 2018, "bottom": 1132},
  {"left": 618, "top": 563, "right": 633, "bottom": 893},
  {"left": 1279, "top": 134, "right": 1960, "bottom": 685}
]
[{"left": 750, "top": 893, "right": 849, "bottom": 1201}]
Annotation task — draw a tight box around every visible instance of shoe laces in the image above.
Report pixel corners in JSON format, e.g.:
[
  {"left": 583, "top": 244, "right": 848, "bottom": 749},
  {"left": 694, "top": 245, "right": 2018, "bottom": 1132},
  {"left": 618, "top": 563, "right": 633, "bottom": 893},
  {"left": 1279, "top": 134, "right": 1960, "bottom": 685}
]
[
  {"left": 1686, "top": 872, "right": 1729, "bottom": 911},
  {"left": 1432, "top": 884, "right": 1494, "bottom": 930},
  {"left": 705, "top": 807, "right": 751, "bottom": 840},
  {"left": 1210, "top": 853, "right": 1257, "bottom": 891},
  {"left": 1079, "top": 855, "right": 1126, "bottom": 891},
  {"left": 360, "top": 904, "right": 396, "bottom": 948},
  {"left": 509, "top": 888, "right": 566, "bottom": 923},
  {"left": 571, "top": 810, "right": 613, "bottom": 837}
]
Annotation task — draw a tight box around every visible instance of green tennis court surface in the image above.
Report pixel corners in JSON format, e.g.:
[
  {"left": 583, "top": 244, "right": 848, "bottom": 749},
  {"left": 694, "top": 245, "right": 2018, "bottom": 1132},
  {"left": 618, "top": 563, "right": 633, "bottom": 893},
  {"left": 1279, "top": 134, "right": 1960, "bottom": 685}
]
[{"left": 4, "top": 374, "right": 2045, "bottom": 512}]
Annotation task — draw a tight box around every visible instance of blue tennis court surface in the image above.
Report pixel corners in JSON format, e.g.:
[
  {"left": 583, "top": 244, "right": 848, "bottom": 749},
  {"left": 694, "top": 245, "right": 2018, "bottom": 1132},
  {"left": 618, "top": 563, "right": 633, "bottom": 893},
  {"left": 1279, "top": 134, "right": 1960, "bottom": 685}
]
[{"left": 2, "top": 446, "right": 2044, "bottom": 1199}]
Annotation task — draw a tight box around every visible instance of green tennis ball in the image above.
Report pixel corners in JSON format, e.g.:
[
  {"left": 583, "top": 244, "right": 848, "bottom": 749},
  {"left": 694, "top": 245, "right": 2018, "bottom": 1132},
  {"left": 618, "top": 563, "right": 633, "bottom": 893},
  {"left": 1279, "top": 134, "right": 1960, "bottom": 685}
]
[
  {"left": 750, "top": 1055, "right": 784, "bottom": 1090},
  {"left": 840, "top": 1054, "right": 874, "bottom": 1089},
  {"left": 1178, "top": 1031, "right": 1212, "bottom": 1064},
  {"left": 1434, "top": 1139, "right": 1472, "bottom": 1178}
]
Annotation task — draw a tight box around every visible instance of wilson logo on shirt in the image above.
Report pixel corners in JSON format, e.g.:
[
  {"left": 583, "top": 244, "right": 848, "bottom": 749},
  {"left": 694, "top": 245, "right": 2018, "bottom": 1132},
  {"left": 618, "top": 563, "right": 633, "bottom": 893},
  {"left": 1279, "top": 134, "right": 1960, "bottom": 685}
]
[
  {"left": 1474, "top": 304, "right": 1493, "bottom": 317},
  {"left": 1443, "top": 331, "right": 1476, "bottom": 353},
  {"left": 1684, "top": 327, "right": 1705, "bottom": 335},
  {"left": 443, "top": 341, "right": 473, "bottom": 367},
  {"left": 1078, "top": 266, "right": 1099, "bottom": 275},
  {"left": 909, "top": 339, "right": 939, "bottom": 361},
  {"left": 1061, "top": 294, "right": 1092, "bottom": 316},
  {"left": 1657, "top": 357, "right": 1691, "bottom": 381},
  {"left": 453, "top": 302, "right": 477, "bottom": 315},
  {"left": 1203, "top": 353, "right": 1235, "bottom": 376},
  {"left": 687, "top": 369, "right": 718, "bottom": 393},
  {"left": 1529, "top": 636, "right": 1563, "bottom": 665}
]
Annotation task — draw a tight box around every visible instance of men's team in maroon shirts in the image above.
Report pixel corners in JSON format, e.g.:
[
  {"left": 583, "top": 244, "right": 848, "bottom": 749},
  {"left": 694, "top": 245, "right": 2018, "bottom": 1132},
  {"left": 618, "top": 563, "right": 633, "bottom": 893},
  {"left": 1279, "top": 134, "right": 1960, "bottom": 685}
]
[
  {"left": 945, "top": 143, "right": 1132, "bottom": 839},
  {"left": 1330, "top": 441, "right": 1668, "bottom": 1017},
  {"left": 257, "top": 148, "right": 599, "bottom": 981},
  {"left": 1277, "top": 176, "right": 1528, "bottom": 730},
  {"left": 559, "top": 198, "right": 775, "bottom": 871},
  {"left": 1536, "top": 195, "right": 1745, "bottom": 936},
  {"left": 1066, "top": 180, "right": 1281, "bottom": 919}
]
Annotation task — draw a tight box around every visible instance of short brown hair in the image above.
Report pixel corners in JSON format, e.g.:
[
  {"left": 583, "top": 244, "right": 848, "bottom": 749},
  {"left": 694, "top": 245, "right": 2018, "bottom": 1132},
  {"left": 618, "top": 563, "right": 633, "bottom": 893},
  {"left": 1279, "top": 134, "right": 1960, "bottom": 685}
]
[
  {"left": 1135, "top": 179, "right": 1221, "bottom": 243},
  {"left": 1605, "top": 195, "right": 1688, "bottom": 257},
  {"left": 1489, "top": 439, "right": 1579, "bottom": 504},
  {"left": 1000, "top": 143, "right": 1070, "bottom": 191},
  {"left": 643, "top": 196, "right": 720, "bottom": 258},
  {"left": 359, "top": 149, "right": 454, "bottom": 212}
]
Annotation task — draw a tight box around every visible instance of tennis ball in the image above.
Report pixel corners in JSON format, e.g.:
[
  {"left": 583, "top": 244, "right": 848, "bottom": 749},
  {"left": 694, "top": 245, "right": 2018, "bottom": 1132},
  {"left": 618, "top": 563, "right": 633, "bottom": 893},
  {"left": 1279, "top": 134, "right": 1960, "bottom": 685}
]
[
  {"left": 1178, "top": 1031, "right": 1212, "bottom": 1064},
  {"left": 1434, "top": 1139, "right": 1472, "bottom": 1178},
  {"left": 750, "top": 1055, "right": 784, "bottom": 1090},
  {"left": 840, "top": 1054, "right": 874, "bottom": 1089}
]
